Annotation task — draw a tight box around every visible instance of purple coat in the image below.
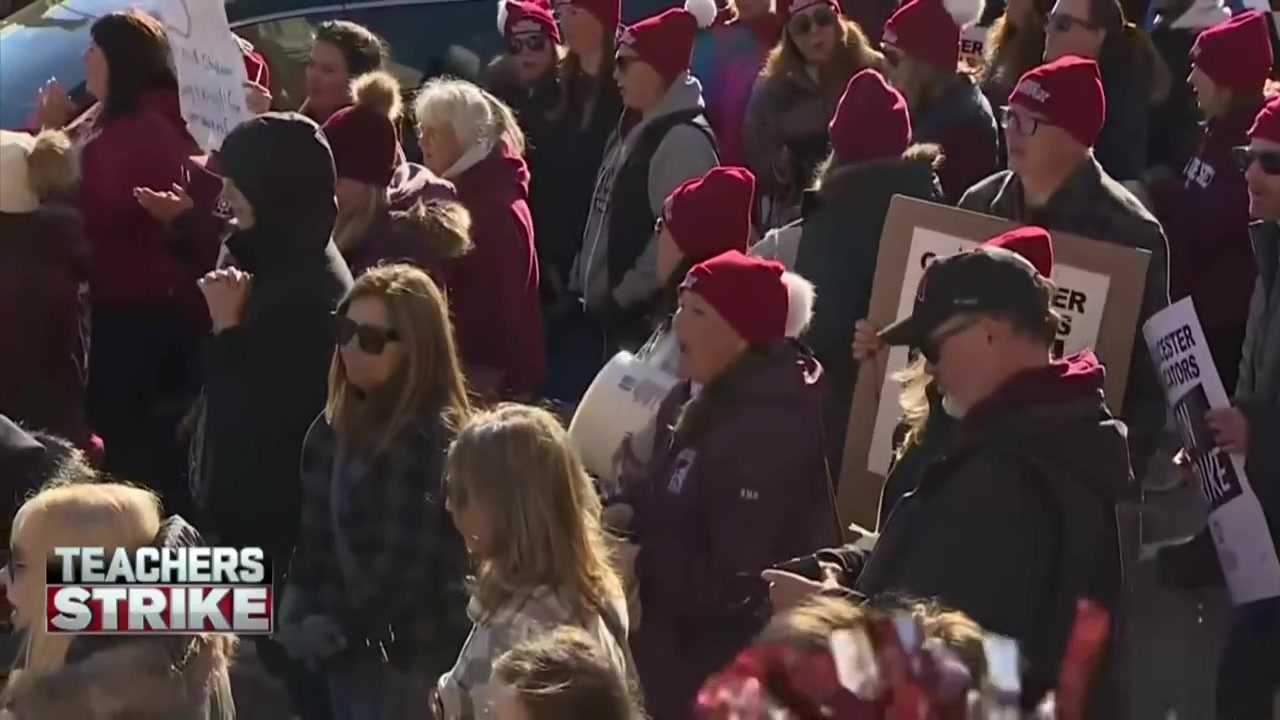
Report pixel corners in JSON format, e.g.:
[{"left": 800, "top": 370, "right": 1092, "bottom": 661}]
[{"left": 619, "top": 341, "right": 839, "bottom": 719}]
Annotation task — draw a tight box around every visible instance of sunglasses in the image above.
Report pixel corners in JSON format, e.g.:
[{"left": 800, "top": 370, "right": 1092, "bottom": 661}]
[
  {"left": 789, "top": 7, "right": 836, "bottom": 36},
  {"left": 919, "top": 318, "right": 981, "bottom": 365},
  {"left": 508, "top": 35, "right": 548, "bottom": 54},
  {"left": 334, "top": 314, "right": 401, "bottom": 355},
  {"left": 1000, "top": 106, "right": 1044, "bottom": 136},
  {"left": 1233, "top": 146, "right": 1280, "bottom": 175},
  {"left": 1046, "top": 12, "right": 1096, "bottom": 33}
]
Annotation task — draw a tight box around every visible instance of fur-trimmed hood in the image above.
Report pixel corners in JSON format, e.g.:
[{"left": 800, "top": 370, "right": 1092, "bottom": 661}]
[
  {"left": 387, "top": 162, "right": 473, "bottom": 261},
  {"left": 4, "top": 634, "right": 235, "bottom": 719},
  {"left": 813, "top": 143, "right": 942, "bottom": 206}
]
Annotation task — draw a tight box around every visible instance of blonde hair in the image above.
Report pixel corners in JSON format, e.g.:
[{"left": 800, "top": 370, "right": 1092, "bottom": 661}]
[
  {"left": 445, "top": 404, "right": 622, "bottom": 619},
  {"left": 4, "top": 483, "right": 162, "bottom": 695},
  {"left": 413, "top": 78, "right": 527, "bottom": 157},
  {"left": 893, "top": 355, "right": 934, "bottom": 457},
  {"left": 325, "top": 264, "right": 472, "bottom": 453},
  {"left": 333, "top": 183, "right": 388, "bottom": 253}
]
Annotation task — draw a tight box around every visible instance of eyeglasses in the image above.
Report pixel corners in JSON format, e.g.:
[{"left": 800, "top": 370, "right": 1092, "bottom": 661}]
[
  {"left": 1046, "top": 12, "right": 1096, "bottom": 33},
  {"left": 789, "top": 7, "right": 836, "bottom": 36},
  {"left": 508, "top": 35, "right": 548, "bottom": 54},
  {"left": 919, "top": 318, "right": 981, "bottom": 365},
  {"left": 1233, "top": 146, "right": 1280, "bottom": 175},
  {"left": 1000, "top": 106, "right": 1043, "bottom": 136},
  {"left": 334, "top": 314, "right": 401, "bottom": 355}
]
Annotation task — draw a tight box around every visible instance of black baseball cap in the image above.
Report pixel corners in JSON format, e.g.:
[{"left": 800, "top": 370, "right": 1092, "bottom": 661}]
[{"left": 879, "top": 246, "right": 1050, "bottom": 349}]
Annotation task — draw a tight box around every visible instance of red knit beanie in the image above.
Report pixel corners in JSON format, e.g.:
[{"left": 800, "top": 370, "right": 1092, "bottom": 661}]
[
  {"left": 499, "top": 0, "right": 561, "bottom": 43},
  {"left": 618, "top": 0, "right": 718, "bottom": 84},
  {"left": 778, "top": 0, "right": 842, "bottom": 26},
  {"left": 1008, "top": 55, "right": 1105, "bottom": 148},
  {"left": 883, "top": 0, "right": 961, "bottom": 70},
  {"left": 553, "top": 0, "right": 620, "bottom": 35},
  {"left": 1248, "top": 93, "right": 1280, "bottom": 142},
  {"left": 663, "top": 167, "right": 756, "bottom": 262},
  {"left": 321, "top": 72, "right": 401, "bottom": 187},
  {"left": 1192, "top": 11, "right": 1273, "bottom": 93},
  {"left": 982, "top": 226, "right": 1053, "bottom": 277},
  {"left": 828, "top": 69, "right": 912, "bottom": 165},
  {"left": 681, "top": 251, "right": 789, "bottom": 346}
]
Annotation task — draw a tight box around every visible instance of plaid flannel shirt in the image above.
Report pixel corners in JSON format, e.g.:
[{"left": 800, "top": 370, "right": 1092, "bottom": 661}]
[{"left": 291, "top": 413, "right": 470, "bottom": 669}]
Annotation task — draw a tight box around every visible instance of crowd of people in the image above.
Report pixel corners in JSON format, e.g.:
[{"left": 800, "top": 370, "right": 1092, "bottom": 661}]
[{"left": 0, "top": 0, "right": 1278, "bottom": 715}]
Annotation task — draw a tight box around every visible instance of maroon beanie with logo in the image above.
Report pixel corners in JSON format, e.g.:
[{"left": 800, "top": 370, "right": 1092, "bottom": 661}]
[
  {"left": 1192, "top": 10, "right": 1273, "bottom": 93},
  {"left": 499, "top": 0, "right": 561, "bottom": 43},
  {"left": 1008, "top": 55, "right": 1105, "bottom": 148},
  {"left": 663, "top": 167, "right": 756, "bottom": 262},
  {"left": 680, "top": 251, "right": 789, "bottom": 346},
  {"left": 883, "top": 0, "right": 962, "bottom": 70},
  {"left": 617, "top": 0, "right": 718, "bottom": 84}
]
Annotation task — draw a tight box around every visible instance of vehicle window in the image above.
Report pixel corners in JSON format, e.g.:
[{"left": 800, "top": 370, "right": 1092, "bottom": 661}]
[
  {"left": 344, "top": 0, "right": 500, "bottom": 90},
  {"left": 233, "top": 10, "right": 348, "bottom": 112}
]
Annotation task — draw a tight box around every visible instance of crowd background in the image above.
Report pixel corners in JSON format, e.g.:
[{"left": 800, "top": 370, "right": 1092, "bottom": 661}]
[{"left": 1, "top": 0, "right": 1279, "bottom": 716}]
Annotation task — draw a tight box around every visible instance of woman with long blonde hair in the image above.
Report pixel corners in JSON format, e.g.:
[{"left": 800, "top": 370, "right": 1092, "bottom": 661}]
[
  {"left": 1, "top": 483, "right": 235, "bottom": 718},
  {"left": 281, "top": 263, "right": 474, "bottom": 718},
  {"left": 436, "top": 403, "right": 633, "bottom": 719}
]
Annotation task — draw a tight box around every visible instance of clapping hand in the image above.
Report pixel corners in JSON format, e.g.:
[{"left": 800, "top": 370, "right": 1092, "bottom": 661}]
[
  {"left": 198, "top": 268, "right": 252, "bottom": 332},
  {"left": 34, "top": 78, "right": 75, "bottom": 130},
  {"left": 135, "top": 183, "right": 194, "bottom": 225}
]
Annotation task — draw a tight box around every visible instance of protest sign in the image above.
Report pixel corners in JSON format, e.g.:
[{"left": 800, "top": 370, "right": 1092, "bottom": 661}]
[
  {"left": 960, "top": 23, "right": 988, "bottom": 70},
  {"left": 157, "top": 0, "right": 249, "bottom": 151},
  {"left": 835, "top": 197, "right": 1150, "bottom": 534},
  {"left": 1143, "top": 298, "right": 1280, "bottom": 604}
]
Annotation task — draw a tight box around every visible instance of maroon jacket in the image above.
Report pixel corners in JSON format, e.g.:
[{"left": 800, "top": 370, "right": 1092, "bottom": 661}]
[
  {"left": 618, "top": 342, "right": 840, "bottom": 720},
  {"left": 445, "top": 143, "right": 545, "bottom": 398},
  {"left": 1152, "top": 103, "right": 1260, "bottom": 332},
  {"left": 345, "top": 163, "right": 472, "bottom": 283},
  {"left": 77, "top": 91, "right": 218, "bottom": 319},
  {"left": 0, "top": 206, "right": 92, "bottom": 449}
]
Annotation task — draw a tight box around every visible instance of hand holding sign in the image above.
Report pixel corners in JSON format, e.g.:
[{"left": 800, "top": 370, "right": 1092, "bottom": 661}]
[
  {"left": 1206, "top": 407, "right": 1249, "bottom": 454},
  {"left": 852, "top": 320, "right": 884, "bottom": 362}
]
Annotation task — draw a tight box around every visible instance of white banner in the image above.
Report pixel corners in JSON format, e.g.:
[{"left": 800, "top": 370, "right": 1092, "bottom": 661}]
[
  {"left": 866, "top": 227, "right": 1112, "bottom": 475},
  {"left": 157, "top": 0, "right": 250, "bottom": 151},
  {"left": 1144, "top": 297, "right": 1280, "bottom": 605}
]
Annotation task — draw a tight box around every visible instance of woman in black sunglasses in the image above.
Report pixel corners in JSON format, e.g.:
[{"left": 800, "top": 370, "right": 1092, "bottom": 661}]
[
  {"left": 283, "top": 263, "right": 474, "bottom": 718},
  {"left": 741, "top": 0, "right": 884, "bottom": 229}
]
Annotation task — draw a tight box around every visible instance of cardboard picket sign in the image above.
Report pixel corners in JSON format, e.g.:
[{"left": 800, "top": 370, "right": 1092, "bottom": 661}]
[{"left": 835, "top": 197, "right": 1151, "bottom": 536}]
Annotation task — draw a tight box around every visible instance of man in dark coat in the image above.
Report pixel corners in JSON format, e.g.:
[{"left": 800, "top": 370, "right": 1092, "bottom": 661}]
[{"left": 189, "top": 112, "right": 353, "bottom": 720}]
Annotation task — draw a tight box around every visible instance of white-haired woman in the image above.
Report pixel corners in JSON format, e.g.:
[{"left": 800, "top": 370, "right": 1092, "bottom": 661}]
[
  {"left": 413, "top": 79, "right": 544, "bottom": 400},
  {"left": 605, "top": 250, "right": 837, "bottom": 719}
]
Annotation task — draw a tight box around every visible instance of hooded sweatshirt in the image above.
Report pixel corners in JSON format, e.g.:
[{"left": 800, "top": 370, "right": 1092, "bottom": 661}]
[
  {"left": 854, "top": 352, "right": 1129, "bottom": 717},
  {"left": 191, "top": 112, "right": 354, "bottom": 556},
  {"left": 575, "top": 73, "right": 720, "bottom": 313}
]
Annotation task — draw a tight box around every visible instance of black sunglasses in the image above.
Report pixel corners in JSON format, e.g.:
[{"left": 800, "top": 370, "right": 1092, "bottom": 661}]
[
  {"left": 1233, "top": 146, "right": 1280, "bottom": 175},
  {"left": 789, "top": 7, "right": 836, "bottom": 36},
  {"left": 918, "top": 318, "right": 981, "bottom": 365},
  {"left": 508, "top": 35, "right": 548, "bottom": 54},
  {"left": 1000, "top": 106, "right": 1043, "bottom": 136},
  {"left": 334, "top": 314, "right": 401, "bottom": 355},
  {"left": 1046, "top": 12, "right": 1096, "bottom": 33}
]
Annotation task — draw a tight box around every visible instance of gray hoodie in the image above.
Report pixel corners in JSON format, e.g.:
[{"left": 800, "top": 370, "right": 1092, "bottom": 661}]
[{"left": 573, "top": 73, "right": 719, "bottom": 312}]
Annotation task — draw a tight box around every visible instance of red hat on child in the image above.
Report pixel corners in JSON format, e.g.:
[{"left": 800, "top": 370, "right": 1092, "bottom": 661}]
[
  {"left": 663, "top": 167, "right": 756, "bottom": 262},
  {"left": 680, "top": 251, "right": 789, "bottom": 346},
  {"left": 883, "top": 0, "right": 962, "bottom": 70},
  {"left": 778, "top": 0, "right": 842, "bottom": 26},
  {"left": 1248, "top": 93, "right": 1280, "bottom": 142},
  {"left": 553, "top": 0, "right": 620, "bottom": 34},
  {"left": 1008, "top": 55, "right": 1105, "bottom": 148},
  {"left": 829, "top": 69, "right": 912, "bottom": 165},
  {"left": 617, "top": 0, "right": 718, "bottom": 84},
  {"left": 321, "top": 73, "right": 401, "bottom": 187},
  {"left": 982, "top": 226, "right": 1054, "bottom": 277},
  {"left": 499, "top": 0, "right": 561, "bottom": 43},
  {"left": 1192, "top": 11, "right": 1273, "bottom": 93}
]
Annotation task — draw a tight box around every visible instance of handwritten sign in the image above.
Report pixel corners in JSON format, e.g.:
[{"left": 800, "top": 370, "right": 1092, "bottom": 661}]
[
  {"left": 157, "top": 0, "right": 249, "bottom": 150},
  {"left": 1144, "top": 298, "right": 1280, "bottom": 605}
]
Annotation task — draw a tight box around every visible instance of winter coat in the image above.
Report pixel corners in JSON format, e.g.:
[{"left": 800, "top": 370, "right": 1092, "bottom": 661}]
[
  {"left": 1151, "top": 103, "right": 1259, "bottom": 333},
  {"left": 575, "top": 72, "right": 720, "bottom": 315},
  {"left": 751, "top": 146, "right": 945, "bottom": 479},
  {"left": 741, "top": 36, "right": 880, "bottom": 208},
  {"left": 444, "top": 142, "right": 545, "bottom": 398},
  {"left": 851, "top": 352, "right": 1129, "bottom": 718},
  {"left": 1235, "top": 220, "right": 1280, "bottom": 549},
  {"left": 190, "top": 113, "right": 354, "bottom": 556},
  {"left": 877, "top": 384, "right": 958, "bottom": 528},
  {"left": 344, "top": 163, "right": 473, "bottom": 282},
  {"left": 958, "top": 156, "right": 1170, "bottom": 483},
  {"left": 77, "top": 90, "right": 216, "bottom": 319},
  {"left": 691, "top": 17, "right": 781, "bottom": 166},
  {"left": 911, "top": 75, "right": 1000, "bottom": 203},
  {"left": 0, "top": 206, "right": 91, "bottom": 449},
  {"left": 437, "top": 588, "right": 633, "bottom": 719},
  {"left": 1094, "top": 37, "right": 1167, "bottom": 183},
  {"left": 616, "top": 342, "right": 840, "bottom": 719},
  {"left": 1146, "top": 0, "right": 1229, "bottom": 172},
  {"left": 291, "top": 411, "right": 471, "bottom": 676}
]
